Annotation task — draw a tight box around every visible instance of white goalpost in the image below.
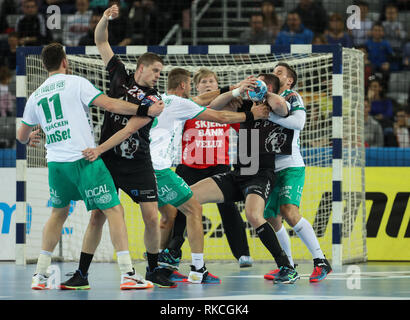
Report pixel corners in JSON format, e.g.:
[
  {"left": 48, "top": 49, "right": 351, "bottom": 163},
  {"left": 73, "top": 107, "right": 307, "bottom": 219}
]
[{"left": 15, "top": 44, "right": 366, "bottom": 266}]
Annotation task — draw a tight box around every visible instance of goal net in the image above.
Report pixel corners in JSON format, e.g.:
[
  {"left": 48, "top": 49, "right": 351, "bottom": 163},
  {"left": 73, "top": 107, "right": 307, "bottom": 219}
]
[{"left": 20, "top": 45, "right": 366, "bottom": 264}]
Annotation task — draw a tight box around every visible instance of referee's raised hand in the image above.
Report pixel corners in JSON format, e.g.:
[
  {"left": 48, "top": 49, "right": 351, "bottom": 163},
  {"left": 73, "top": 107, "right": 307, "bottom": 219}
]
[{"left": 104, "top": 4, "right": 119, "bottom": 20}]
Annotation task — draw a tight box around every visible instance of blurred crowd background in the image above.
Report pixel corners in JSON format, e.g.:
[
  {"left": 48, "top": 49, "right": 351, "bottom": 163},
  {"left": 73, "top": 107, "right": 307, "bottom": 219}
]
[{"left": 0, "top": 0, "right": 409, "bottom": 154}]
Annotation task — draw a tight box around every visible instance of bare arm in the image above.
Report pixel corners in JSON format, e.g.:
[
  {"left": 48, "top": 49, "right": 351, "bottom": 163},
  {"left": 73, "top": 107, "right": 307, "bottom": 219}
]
[
  {"left": 195, "top": 103, "right": 269, "bottom": 124},
  {"left": 208, "top": 76, "right": 257, "bottom": 110},
  {"left": 94, "top": 5, "right": 117, "bottom": 66},
  {"left": 82, "top": 116, "right": 151, "bottom": 161},
  {"left": 265, "top": 92, "right": 289, "bottom": 117},
  {"left": 92, "top": 94, "right": 164, "bottom": 117},
  {"left": 16, "top": 124, "right": 41, "bottom": 146},
  {"left": 191, "top": 89, "right": 220, "bottom": 106}
]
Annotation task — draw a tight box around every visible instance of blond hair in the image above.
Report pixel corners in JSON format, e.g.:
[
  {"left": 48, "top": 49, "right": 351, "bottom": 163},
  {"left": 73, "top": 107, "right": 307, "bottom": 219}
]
[{"left": 193, "top": 68, "right": 219, "bottom": 86}]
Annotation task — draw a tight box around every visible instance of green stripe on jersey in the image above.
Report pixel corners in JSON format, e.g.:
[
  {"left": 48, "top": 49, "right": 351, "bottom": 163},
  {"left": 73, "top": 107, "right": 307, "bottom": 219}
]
[{"left": 21, "top": 120, "right": 36, "bottom": 127}]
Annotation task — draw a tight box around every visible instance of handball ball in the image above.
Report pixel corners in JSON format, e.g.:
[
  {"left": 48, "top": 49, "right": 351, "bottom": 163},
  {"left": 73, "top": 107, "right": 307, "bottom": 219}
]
[{"left": 246, "top": 80, "right": 268, "bottom": 102}]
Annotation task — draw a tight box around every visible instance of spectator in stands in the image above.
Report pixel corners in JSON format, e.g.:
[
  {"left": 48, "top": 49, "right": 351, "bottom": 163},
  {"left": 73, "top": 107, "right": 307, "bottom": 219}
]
[
  {"left": 403, "top": 41, "right": 410, "bottom": 70},
  {"left": 16, "top": 0, "right": 53, "bottom": 46},
  {"left": 381, "top": 4, "right": 407, "bottom": 53},
  {"left": 39, "top": 0, "right": 76, "bottom": 14},
  {"left": 324, "top": 13, "right": 353, "bottom": 48},
  {"left": 0, "top": 66, "right": 15, "bottom": 117},
  {"left": 106, "top": 0, "right": 133, "bottom": 46},
  {"left": 380, "top": 0, "right": 410, "bottom": 19},
  {"left": 367, "top": 77, "right": 398, "bottom": 146},
  {"left": 364, "top": 97, "right": 384, "bottom": 147},
  {"left": 260, "top": 0, "right": 283, "bottom": 40},
  {"left": 366, "top": 23, "right": 393, "bottom": 77},
  {"left": 0, "top": 32, "right": 18, "bottom": 71},
  {"left": 393, "top": 108, "right": 410, "bottom": 147},
  {"left": 350, "top": 0, "right": 373, "bottom": 47},
  {"left": 274, "top": 11, "right": 313, "bottom": 45},
  {"left": 292, "top": 0, "right": 328, "bottom": 34},
  {"left": 128, "top": 0, "right": 160, "bottom": 45},
  {"left": 368, "top": 77, "right": 394, "bottom": 121},
  {"left": 0, "top": 0, "right": 17, "bottom": 34},
  {"left": 239, "top": 12, "right": 274, "bottom": 44},
  {"left": 78, "top": 11, "right": 103, "bottom": 45},
  {"left": 312, "top": 33, "right": 327, "bottom": 45},
  {"left": 63, "top": 0, "right": 93, "bottom": 46},
  {"left": 357, "top": 46, "right": 375, "bottom": 91}
]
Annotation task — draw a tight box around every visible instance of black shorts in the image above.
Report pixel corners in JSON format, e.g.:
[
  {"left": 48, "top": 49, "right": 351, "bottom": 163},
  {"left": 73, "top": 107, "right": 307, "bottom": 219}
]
[
  {"left": 175, "top": 164, "right": 231, "bottom": 186},
  {"left": 210, "top": 167, "right": 275, "bottom": 204},
  {"left": 103, "top": 157, "right": 158, "bottom": 203}
]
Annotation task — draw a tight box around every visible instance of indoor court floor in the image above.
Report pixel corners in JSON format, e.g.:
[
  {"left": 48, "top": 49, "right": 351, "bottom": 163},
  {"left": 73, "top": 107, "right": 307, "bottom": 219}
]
[{"left": 1, "top": 261, "right": 410, "bottom": 300}]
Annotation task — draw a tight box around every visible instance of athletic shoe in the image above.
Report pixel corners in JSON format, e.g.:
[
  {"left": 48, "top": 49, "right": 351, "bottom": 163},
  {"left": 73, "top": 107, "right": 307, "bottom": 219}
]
[
  {"left": 264, "top": 264, "right": 298, "bottom": 280},
  {"left": 120, "top": 268, "right": 154, "bottom": 290},
  {"left": 158, "top": 248, "right": 181, "bottom": 270},
  {"left": 188, "top": 265, "right": 221, "bottom": 284},
  {"left": 264, "top": 268, "right": 280, "bottom": 280},
  {"left": 239, "top": 256, "right": 253, "bottom": 268},
  {"left": 169, "top": 270, "right": 189, "bottom": 282},
  {"left": 273, "top": 266, "right": 300, "bottom": 284},
  {"left": 146, "top": 267, "right": 177, "bottom": 288},
  {"left": 31, "top": 273, "right": 49, "bottom": 290},
  {"left": 60, "top": 270, "right": 90, "bottom": 290},
  {"left": 309, "top": 258, "right": 332, "bottom": 283}
]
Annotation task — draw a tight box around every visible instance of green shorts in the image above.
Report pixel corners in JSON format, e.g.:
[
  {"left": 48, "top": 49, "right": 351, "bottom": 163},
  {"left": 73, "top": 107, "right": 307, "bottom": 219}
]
[
  {"left": 264, "top": 167, "right": 305, "bottom": 219},
  {"left": 155, "top": 168, "right": 193, "bottom": 208},
  {"left": 48, "top": 158, "right": 120, "bottom": 211}
]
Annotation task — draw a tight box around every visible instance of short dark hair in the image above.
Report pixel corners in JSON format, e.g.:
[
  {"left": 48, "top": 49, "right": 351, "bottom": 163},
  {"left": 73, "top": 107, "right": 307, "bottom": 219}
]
[
  {"left": 168, "top": 68, "right": 190, "bottom": 90},
  {"left": 136, "top": 52, "right": 164, "bottom": 69},
  {"left": 258, "top": 73, "right": 280, "bottom": 94},
  {"left": 275, "top": 62, "right": 297, "bottom": 89},
  {"left": 41, "top": 42, "right": 66, "bottom": 72}
]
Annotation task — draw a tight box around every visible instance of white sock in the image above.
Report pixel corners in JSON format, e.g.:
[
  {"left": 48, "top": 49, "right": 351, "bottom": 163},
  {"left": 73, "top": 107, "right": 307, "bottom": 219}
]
[
  {"left": 275, "top": 225, "right": 294, "bottom": 267},
  {"left": 191, "top": 253, "right": 204, "bottom": 270},
  {"left": 117, "top": 251, "right": 133, "bottom": 274},
  {"left": 35, "top": 250, "right": 52, "bottom": 275},
  {"left": 293, "top": 217, "right": 325, "bottom": 260}
]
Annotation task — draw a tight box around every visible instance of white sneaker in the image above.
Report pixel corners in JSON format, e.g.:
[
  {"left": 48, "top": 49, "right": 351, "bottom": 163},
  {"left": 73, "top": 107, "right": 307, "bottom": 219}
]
[
  {"left": 239, "top": 255, "right": 253, "bottom": 268},
  {"left": 188, "top": 265, "right": 220, "bottom": 284},
  {"left": 120, "top": 268, "right": 154, "bottom": 290},
  {"left": 31, "top": 273, "right": 49, "bottom": 290}
]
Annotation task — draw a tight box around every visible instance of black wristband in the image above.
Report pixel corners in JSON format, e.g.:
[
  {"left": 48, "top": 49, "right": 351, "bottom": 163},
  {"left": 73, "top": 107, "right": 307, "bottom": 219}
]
[
  {"left": 245, "top": 110, "right": 254, "bottom": 123},
  {"left": 136, "top": 104, "right": 149, "bottom": 117},
  {"left": 219, "top": 85, "right": 230, "bottom": 94}
]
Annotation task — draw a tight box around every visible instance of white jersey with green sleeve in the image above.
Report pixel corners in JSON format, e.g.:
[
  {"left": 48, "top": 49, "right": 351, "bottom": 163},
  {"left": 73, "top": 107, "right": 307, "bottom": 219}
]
[
  {"left": 22, "top": 74, "right": 102, "bottom": 162},
  {"left": 268, "top": 89, "right": 306, "bottom": 172},
  {"left": 149, "top": 93, "right": 206, "bottom": 170}
]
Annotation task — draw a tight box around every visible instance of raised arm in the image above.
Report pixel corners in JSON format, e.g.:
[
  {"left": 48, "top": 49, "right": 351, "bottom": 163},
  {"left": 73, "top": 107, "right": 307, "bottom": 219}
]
[
  {"left": 82, "top": 116, "right": 151, "bottom": 161},
  {"left": 208, "top": 76, "right": 257, "bottom": 110},
  {"left": 94, "top": 5, "right": 118, "bottom": 66},
  {"left": 92, "top": 94, "right": 164, "bottom": 117},
  {"left": 195, "top": 102, "right": 269, "bottom": 124}
]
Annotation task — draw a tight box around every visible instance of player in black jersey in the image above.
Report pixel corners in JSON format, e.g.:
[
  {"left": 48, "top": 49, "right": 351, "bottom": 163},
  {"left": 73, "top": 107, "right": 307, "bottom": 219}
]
[
  {"left": 61, "top": 4, "right": 176, "bottom": 289},
  {"left": 189, "top": 74, "right": 301, "bottom": 284}
]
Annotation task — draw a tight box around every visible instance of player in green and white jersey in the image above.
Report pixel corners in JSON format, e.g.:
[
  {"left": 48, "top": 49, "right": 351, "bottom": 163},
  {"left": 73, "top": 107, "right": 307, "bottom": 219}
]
[
  {"left": 82, "top": 68, "right": 270, "bottom": 283},
  {"left": 17, "top": 43, "right": 163, "bottom": 290},
  {"left": 262, "top": 62, "right": 332, "bottom": 283}
]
